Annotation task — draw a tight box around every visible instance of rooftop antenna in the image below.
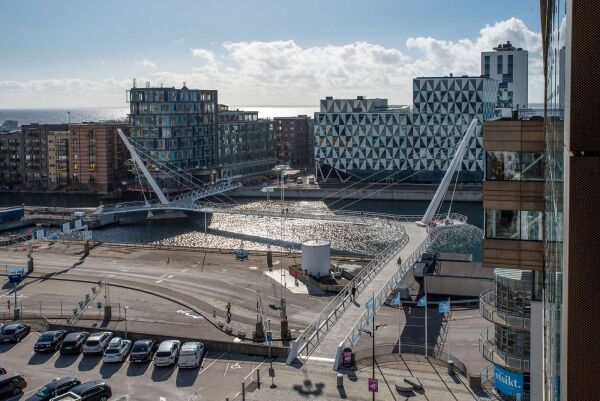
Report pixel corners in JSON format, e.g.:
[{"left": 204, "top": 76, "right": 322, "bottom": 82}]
[
  {"left": 146, "top": 81, "right": 150, "bottom": 88},
  {"left": 132, "top": 78, "right": 137, "bottom": 88}
]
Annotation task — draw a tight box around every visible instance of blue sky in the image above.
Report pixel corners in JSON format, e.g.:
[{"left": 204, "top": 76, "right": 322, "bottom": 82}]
[{"left": 0, "top": 0, "right": 542, "bottom": 107}]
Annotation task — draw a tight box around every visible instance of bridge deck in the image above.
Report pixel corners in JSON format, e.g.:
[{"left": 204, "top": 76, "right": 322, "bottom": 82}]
[{"left": 309, "top": 222, "right": 428, "bottom": 360}]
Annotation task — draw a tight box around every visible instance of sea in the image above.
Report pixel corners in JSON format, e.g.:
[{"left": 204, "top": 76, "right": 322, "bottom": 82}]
[{"left": 0, "top": 106, "right": 320, "bottom": 126}]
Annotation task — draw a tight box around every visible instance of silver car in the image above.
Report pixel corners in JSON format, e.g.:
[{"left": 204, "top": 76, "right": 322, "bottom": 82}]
[
  {"left": 153, "top": 340, "right": 180, "bottom": 367},
  {"left": 82, "top": 332, "right": 113, "bottom": 355},
  {"left": 177, "top": 342, "right": 204, "bottom": 368},
  {"left": 102, "top": 337, "right": 132, "bottom": 363}
]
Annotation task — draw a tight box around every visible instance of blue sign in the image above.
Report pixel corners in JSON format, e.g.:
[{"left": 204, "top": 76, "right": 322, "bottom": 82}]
[
  {"left": 8, "top": 267, "right": 24, "bottom": 283},
  {"left": 494, "top": 365, "right": 523, "bottom": 397}
]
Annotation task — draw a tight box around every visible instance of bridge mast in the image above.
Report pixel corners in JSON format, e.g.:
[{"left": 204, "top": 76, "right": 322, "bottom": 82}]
[
  {"left": 117, "top": 128, "right": 169, "bottom": 205},
  {"left": 418, "top": 118, "right": 479, "bottom": 226}
]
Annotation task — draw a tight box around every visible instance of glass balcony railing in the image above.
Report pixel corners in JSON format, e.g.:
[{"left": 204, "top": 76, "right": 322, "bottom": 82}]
[
  {"left": 480, "top": 289, "right": 530, "bottom": 329},
  {"left": 479, "top": 326, "right": 530, "bottom": 372}
]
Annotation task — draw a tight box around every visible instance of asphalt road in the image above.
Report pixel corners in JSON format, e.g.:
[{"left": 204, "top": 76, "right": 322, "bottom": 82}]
[
  {"left": 0, "top": 243, "right": 333, "bottom": 335},
  {"left": 1, "top": 329, "right": 267, "bottom": 401}
]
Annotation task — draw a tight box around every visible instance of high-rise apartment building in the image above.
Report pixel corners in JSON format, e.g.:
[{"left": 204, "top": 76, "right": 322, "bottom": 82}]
[
  {"left": 274, "top": 116, "right": 314, "bottom": 169},
  {"left": 217, "top": 106, "right": 276, "bottom": 179},
  {"left": 0, "top": 131, "right": 22, "bottom": 190},
  {"left": 20, "top": 124, "right": 67, "bottom": 190},
  {"left": 128, "top": 84, "right": 218, "bottom": 184},
  {"left": 314, "top": 76, "right": 498, "bottom": 183},
  {"left": 482, "top": 41, "right": 529, "bottom": 113}
]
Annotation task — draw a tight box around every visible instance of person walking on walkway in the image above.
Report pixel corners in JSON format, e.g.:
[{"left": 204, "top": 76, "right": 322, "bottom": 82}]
[{"left": 351, "top": 284, "right": 357, "bottom": 302}]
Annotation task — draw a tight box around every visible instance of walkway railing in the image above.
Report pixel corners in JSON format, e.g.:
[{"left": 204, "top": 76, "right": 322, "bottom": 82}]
[
  {"left": 285, "top": 233, "right": 409, "bottom": 365},
  {"left": 333, "top": 232, "right": 434, "bottom": 369},
  {"left": 479, "top": 326, "right": 530, "bottom": 372},
  {"left": 479, "top": 289, "right": 531, "bottom": 330}
]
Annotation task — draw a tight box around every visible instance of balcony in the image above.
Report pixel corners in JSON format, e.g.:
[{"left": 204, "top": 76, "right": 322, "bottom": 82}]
[
  {"left": 479, "top": 289, "right": 530, "bottom": 329},
  {"left": 479, "top": 326, "right": 530, "bottom": 372}
]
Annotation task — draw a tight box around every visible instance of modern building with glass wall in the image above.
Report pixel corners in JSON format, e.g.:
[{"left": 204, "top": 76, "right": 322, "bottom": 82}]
[
  {"left": 481, "top": 41, "right": 529, "bottom": 114},
  {"left": 540, "top": 0, "right": 600, "bottom": 399},
  {"left": 314, "top": 76, "right": 498, "bottom": 183},
  {"left": 480, "top": 116, "right": 545, "bottom": 401},
  {"left": 128, "top": 83, "right": 218, "bottom": 185}
]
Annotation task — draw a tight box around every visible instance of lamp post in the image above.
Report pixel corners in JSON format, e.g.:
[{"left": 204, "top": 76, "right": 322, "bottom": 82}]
[
  {"left": 123, "top": 306, "right": 129, "bottom": 339},
  {"left": 360, "top": 319, "right": 386, "bottom": 401}
]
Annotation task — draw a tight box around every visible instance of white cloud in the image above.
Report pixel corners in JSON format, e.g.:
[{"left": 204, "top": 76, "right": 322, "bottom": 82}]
[
  {"left": 190, "top": 48, "right": 216, "bottom": 64},
  {"left": 136, "top": 59, "right": 157, "bottom": 69},
  {"left": 0, "top": 18, "right": 543, "bottom": 107}
]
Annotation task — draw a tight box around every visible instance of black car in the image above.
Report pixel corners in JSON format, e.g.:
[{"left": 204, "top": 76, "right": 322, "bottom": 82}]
[
  {"left": 129, "top": 339, "right": 157, "bottom": 363},
  {"left": 60, "top": 332, "right": 90, "bottom": 354},
  {"left": 34, "top": 330, "right": 67, "bottom": 352},
  {"left": 69, "top": 380, "right": 112, "bottom": 401},
  {"left": 0, "top": 324, "right": 30, "bottom": 343},
  {"left": 0, "top": 372, "right": 27, "bottom": 398},
  {"left": 28, "top": 376, "right": 81, "bottom": 401}
]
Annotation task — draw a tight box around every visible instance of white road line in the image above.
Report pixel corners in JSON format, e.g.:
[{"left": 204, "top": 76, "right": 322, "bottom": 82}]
[
  {"left": 224, "top": 358, "right": 230, "bottom": 376},
  {"left": 243, "top": 357, "right": 268, "bottom": 381},
  {"left": 198, "top": 352, "right": 226, "bottom": 376}
]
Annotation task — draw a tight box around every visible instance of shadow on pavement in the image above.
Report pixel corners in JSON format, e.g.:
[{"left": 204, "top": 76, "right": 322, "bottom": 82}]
[
  {"left": 292, "top": 379, "right": 326, "bottom": 397},
  {"left": 28, "top": 351, "right": 55, "bottom": 365},
  {"left": 127, "top": 362, "right": 151, "bottom": 377},
  {"left": 54, "top": 354, "right": 79, "bottom": 368},
  {"left": 78, "top": 355, "right": 102, "bottom": 371},
  {"left": 151, "top": 365, "right": 176, "bottom": 382},
  {"left": 100, "top": 361, "right": 123, "bottom": 379},
  {"left": 176, "top": 367, "right": 200, "bottom": 387},
  {"left": 0, "top": 343, "right": 18, "bottom": 354}
]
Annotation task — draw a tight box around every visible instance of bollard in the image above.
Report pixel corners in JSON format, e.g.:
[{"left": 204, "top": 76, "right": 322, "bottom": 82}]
[
  {"left": 447, "top": 360, "right": 455, "bottom": 376},
  {"left": 337, "top": 373, "right": 344, "bottom": 387},
  {"left": 257, "top": 368, "right": 261, "bottom": 388},
  {"left": 242, "top": 381, "right": 246, "bottom": 401}
]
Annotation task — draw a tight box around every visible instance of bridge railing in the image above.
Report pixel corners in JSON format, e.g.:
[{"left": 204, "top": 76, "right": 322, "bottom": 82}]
[
  {"left": 332, "top": 231, "right": 436, "bottom": 370},
  {"left": 286, "top": 232, "right": 409, "bottom": 365}
]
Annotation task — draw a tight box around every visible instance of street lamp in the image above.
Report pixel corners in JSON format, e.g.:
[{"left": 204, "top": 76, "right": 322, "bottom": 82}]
[
  {"left": 123, "top": 306, "right": 129, "bottom": 339},
  {"left": 359, "top": 321, "right": 387, "bottom": 401}
]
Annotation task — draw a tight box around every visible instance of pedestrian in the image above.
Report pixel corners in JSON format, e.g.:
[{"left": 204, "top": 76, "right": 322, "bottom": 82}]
[
  {"left": 166, "top": 257, "right": 170, "bottom": 265},
  {"left": 351, "top": 284, "right": 357, "bottom": 302}
]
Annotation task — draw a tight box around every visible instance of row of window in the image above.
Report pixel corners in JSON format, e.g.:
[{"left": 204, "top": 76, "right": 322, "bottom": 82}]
[
  {"left": 486, "top": 151, "right": 544, "bottom": 181},
  {"left": 485, "top": 210, "right": 543, "bottom": 241}
]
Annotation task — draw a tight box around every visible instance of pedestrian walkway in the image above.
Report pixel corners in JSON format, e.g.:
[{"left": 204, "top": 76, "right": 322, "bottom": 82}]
[{"left": 310, "top": 223, "right": 428, "bottom": 360}]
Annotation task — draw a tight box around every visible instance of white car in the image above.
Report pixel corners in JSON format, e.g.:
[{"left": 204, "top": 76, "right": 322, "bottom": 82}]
[
  {"left": 153, "top": 340, "right": 180, "bottom": 367},
  {"left": 82, "top": 332, "right": 113, "bottom": 355},
  {"left": 177, "top": 341, "right": 205, "bottom": 368},
  {"left": 102, "top": 337, "right": 132, "bottom": 363}
]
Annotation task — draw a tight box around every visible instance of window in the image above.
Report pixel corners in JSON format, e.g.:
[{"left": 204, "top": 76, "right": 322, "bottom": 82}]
[
  {"left": 484, "top": 56, "right": 490, "bottom": 77},
  {"left": 521, "top": 152, "right": 544, "bottom": 181},
  {"left": 497, "top": 55, "right": 503, "bottom": 74},
  {"left": 486, "top": 151, "right": 519, "bottom": 180},
  {"left": 485, "top": 210, "right": 544, "bottom": 241}
]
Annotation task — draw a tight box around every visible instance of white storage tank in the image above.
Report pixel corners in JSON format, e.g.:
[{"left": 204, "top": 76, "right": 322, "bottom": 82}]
[{"left": 301, "top": 239, "right": 331, "bottom": 278}]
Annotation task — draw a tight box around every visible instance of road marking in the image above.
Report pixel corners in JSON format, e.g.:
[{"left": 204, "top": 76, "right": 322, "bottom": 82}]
[
  {"left": 198, "top": 352, "right": 226, "bottom": 376},
  {"left": 243, "top": 357, "right": 268, "bottom": 381},
  {"left": 230, "top": 362, "right": 242, "bottom": 369},
  {"left": 181, "top": 268, "right": 189, "bottom": 273},
  {"left": 155, "top": 280, "right": 164, "bottom": 284},
  {"left": 248, "top": 266, "right": 258, "bottom": 270},
  {"left": 224, "top": 358, "right": 230, "bottom": 376},
  {"left": 176, "top": 309, "right": 203, "bottom": 319}
]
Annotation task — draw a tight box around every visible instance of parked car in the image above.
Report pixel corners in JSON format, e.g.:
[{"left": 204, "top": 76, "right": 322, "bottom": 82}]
[
  {"left": 129, "top": 339, "right": 157, "bottom": 363},
  {"left": 82, "top": 332, "right": 113, "bottom": 355},
  {"left": 35, "top": 330, "right": 67, "bottom": 352},
  {"left": 69, "top": 380, "right": 111, "bottom": 401},
  {"left": 0, "top": 323, "right": 30, "bottom": 343},
  {"left": 296, "top": 177, "right": 304, "bottom": 184},
  {"left": 177, "top": 341, "right": 204, "bottom": 368},
  {"left": 102, "top": 337, "right": 132, "bottom": 363},
  {"left": 153, "top": 340, "right": 181, "bottom": 367},
  {"left": 29, "top": 377, "right": 81, "bottom": 401},
  {"left": 0, "top": 367, "right": 6, "bottom": 375},
  {"left": 60, "top": 332, "right": 90, "bottom": 354},
  {"left": 0, "top": 372, "right": 27, "bottom": 398}
]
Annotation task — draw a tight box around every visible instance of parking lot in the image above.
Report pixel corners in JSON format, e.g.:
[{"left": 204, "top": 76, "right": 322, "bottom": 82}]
[{"left": 1, "top": 329, "right": 267, "bottom": 400}]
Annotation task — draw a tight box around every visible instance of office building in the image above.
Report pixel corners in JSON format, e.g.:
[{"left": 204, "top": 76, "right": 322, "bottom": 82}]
[
  {"left": 275, "top": 116, "right": 314, "bottom": 169},
  {"left": 314, "top": 76, "right": 498, "bottom": 183},
  {"left": 128, "top": 83, "right": 218, "bottom": 184},
  {"left": 217, "top": 105, "right": 276, "bottom": 179},
  {"left": 482, "top": 41, "right": 529, "bottom": 113},
  {"left": 541, "top": 0, "right": 600, "bottom": 399},
  {"left": 480, "top": 116, "right": 545, "bottom": 401},
  {"left": 0, "top": 131, "right": 22, "bottom": 189}
]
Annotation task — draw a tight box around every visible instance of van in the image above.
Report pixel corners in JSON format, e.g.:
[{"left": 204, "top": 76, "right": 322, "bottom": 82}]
[{"left": 177, "top": 341, "right": 204, "bottom": 368}]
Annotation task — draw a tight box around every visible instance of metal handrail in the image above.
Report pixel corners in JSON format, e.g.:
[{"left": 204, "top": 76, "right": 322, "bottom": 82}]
[
  {"left": 479, "top": 289, "right": 531, "bottom": 330},
  {"left": 479, "top": 326, "right": 530, "bottom": 372},
  {"left": 286, "top": 232, "right": 409, "bottom": 365},
  {"left": 332, "top": 232, "right": 433, "bottom": 369}
]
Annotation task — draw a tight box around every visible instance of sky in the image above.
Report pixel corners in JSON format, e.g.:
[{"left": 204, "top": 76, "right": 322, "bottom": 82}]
[{"left": 0, "top": 0, "right": 542, "bottom": 108}]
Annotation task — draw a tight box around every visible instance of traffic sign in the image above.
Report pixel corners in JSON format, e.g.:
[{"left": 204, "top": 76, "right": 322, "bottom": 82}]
[{"left": 368, "top": 378, "right": 378, "bottom": 392}]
